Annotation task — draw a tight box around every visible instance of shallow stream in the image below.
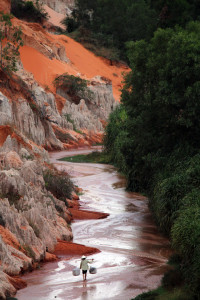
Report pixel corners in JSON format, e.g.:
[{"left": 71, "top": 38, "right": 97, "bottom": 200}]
[{"left": 17, "top": 148, "right": 171, "bottom": 300}]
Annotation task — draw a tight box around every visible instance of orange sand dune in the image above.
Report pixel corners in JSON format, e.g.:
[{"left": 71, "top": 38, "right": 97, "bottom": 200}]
[
  {"left": 20, "top": 45, "right": 77, "bottom": 92},
  {"left": 19, "top": 25, "right": 129, "bottom": 100},
  {"left": 56, "top": 35, "right": 128, "bottom": 100}
]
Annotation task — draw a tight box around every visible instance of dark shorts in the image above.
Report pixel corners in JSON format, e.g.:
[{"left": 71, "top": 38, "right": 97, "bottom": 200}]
[{"left": 82, "top": 270, "right": 87, "bottom": 274}]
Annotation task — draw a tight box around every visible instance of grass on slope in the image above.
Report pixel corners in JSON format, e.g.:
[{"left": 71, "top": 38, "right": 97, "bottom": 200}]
[{"left": 59, "top": 151, "right": 110, "bottom": 164}]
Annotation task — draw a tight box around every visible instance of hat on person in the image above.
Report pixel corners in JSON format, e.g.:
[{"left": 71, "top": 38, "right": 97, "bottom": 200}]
[{"left": 81, "top": 255, "right": 86, "bottom": 259}]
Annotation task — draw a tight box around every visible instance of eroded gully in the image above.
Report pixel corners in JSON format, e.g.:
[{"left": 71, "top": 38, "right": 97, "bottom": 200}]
[{"left": 17, "top": 148, "right": 171, "bottom": 300}]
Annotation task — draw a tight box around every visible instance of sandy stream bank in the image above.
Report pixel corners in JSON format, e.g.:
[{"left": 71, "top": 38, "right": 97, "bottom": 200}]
[{"left": 16, "top": 148, "right": 171, "bottom": 300}]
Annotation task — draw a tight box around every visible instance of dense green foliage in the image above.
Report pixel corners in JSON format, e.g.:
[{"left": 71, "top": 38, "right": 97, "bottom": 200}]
[
  {"left": 62, "top": 0, "right": 200, "bottom": 61},
  {"left": 59, "top": 151, "right": 110, "bottom": 164},
  {"left": 62, "top": 0, "right": 157, "bottom": 61},
  {"left": 0, "top": 12, "right": 23, "bottom": 72},
  {"left": 11, "top": 0, "right": 48, "bottom": 23},
  {"left": 53, "top": 73, "right": 92, "bottom": 104},
  {"left": 104, "top": 22, "right": 200, "bottom": 298},
  {"left": 149, "top": 0, "right": 200, "bottom": 28}
]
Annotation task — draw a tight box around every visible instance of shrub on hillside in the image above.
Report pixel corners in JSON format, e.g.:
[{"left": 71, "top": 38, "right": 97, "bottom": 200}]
[
  {"left": 43, "top": 169, "right": 73, "bottom": 205},
  {"left": 11, "top": 0, "right": 48, "bottom": 23},
  {"left": 53, "top": 73, "right": 93, "bottom": 104},
  {"left": 172, "top": 206, "right": 200, "bottom": 293}
]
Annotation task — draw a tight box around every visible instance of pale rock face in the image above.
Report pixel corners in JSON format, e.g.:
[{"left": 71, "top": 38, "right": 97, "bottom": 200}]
[
  {"left": 42, "top": 0, "right": 74, "bottom": 14},
  {"left": 12, "top": 98, "right": 46, "bottom": 146},
  {"left": 0, "top": 271, "right": 16, "bottom": 300},
  {"left": 0, "top": 92, "right": 13, "bottom": 126},
  {"left": 0, "top": 136, "right": 19, "bottom": 154},
  {"left": 0, "top": 154, "right": 73, "bottom": 278},
  {"left": 0, "top": 235, "right": 32, "bottom": 275},
  {"left": 19, "top": 148, "right": 33, "bottom": 160},
  {"left": 61, "top": 79, "right": 116, "bottom": 132},
  {"left": 0, "top": 151, "right": 23, "bottom": 170}
]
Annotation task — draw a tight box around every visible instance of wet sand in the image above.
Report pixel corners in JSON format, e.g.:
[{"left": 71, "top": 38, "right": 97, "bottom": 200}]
[{"left": 17, "top": 148, "right": 171, "bottom": 300}]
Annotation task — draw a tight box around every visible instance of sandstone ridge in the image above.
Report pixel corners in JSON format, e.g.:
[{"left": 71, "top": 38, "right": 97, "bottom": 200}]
[{"left": 0, "top": 1, "right": 127, "bottom": 297}]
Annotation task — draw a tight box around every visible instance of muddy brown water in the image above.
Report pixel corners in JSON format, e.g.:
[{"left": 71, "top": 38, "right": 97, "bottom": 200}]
[{"left": 17, "top": 148, "right": 171, "bottom": 300}]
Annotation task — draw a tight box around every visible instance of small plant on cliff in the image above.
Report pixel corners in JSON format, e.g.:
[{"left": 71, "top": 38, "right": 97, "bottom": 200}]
[
  {"left": 11, "top": 0, "right": 48, "bottom": 23},
  {"left": 53, "top": 73, "right": 93, "bottom": 103},
  {"left": 0, "top": 12, "right": 23, "bottom": 72},
  {"left": 43, "top": 168, "right": 73, "bottom": 205}
]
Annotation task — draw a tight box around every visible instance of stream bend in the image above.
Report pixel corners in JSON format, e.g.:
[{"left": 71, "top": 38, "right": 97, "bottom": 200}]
[{"left": 17, "top": 148, "right": 171, "bottom": 300}]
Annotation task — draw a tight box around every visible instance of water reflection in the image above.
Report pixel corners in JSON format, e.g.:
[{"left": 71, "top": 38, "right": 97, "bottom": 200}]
[{"left": 17, "top": 149, "right": 172, "bottom": 300}]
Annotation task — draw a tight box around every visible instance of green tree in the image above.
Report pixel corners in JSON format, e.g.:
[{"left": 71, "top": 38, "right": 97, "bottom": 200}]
[
  {"left": 119, "top": 22, "right": 200, "bottom": 190},
  {"left": 0, "top": 12, "right": 23, "bottom": 72},
  {"left": 150, "top": 0, "right": 200, "bottom": 28},
  {"left": 63, "top": 0, "right": 157, "bottom": 61}
]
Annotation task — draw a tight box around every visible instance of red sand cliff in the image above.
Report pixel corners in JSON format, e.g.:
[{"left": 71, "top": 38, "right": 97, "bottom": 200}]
[
  {"left": 0, "top": 0, "right": 11, "bottom": 13},
  {"left": 17, "top": 19, "right": 128, "bottom": 101}
]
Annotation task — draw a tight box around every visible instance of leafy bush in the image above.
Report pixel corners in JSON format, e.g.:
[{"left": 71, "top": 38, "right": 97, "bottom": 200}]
[
  {"left": 67, "top": 29, "right": 121, "bottom": 61},
  {"left": 105, "top": 21, "right": 200, "bottom": 298},
  {"left": 43, "top": 169, "right": 73, "bottom": 204},
  {"left": 53, "top": 73, "right": 92, "bottom": 104},
  {"left": 11, "top": 0, "right": 48, "bottom": 23},
  {"left": 62, "top": 0, "right": 157, "bottom": 61},
  {"left": 59, "top": 151, "right": 111, "bottom": 164},
  {"left": 133, "top": 287, "right": 163, "bottom": 300},
  {"left": 53, "top": 73, "right": 87, "bottom": 95},
  {"left": 0, "top": 12, "right": 23, "bottom": 72}
]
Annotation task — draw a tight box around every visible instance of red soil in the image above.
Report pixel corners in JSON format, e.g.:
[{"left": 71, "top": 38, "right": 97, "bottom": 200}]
[
  {"left": 44, "top": 252, "right": 58, "bottom": 262},
  {"left": 18, "top": 18, "right": 130, "bottom": 101},
  {"left": 0, "top": 226, "right": 22, "bottom": 251},
  {"left": 55, "top": 94, "right": 66, "bottom": 114},
  {"left": 11, "top": 132, "right": 32, "bottom": 150},
  {"left": 0, "top": 125, "right": 12, "bottom": 146},
  {"left": 56, "top": 35, "right": 129, "bottom": 100},
  {"left": 53, "top": 241, "right": 100, "bottom": 256},
  {"left": 69, "top": 208, "right": 109, "bottom": 220},
  {"left": 8, "top": 276, "right": 27, "bottom": 290}
]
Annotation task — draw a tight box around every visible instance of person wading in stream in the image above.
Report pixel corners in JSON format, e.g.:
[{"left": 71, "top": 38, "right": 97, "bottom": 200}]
[{"left": 80, "top": 256, "right": 94, "bottom": 280}]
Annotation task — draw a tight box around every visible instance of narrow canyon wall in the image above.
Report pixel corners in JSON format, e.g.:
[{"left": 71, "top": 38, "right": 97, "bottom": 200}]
[{"left": 0, "top": 1, "right": 124, "bottom": 297}]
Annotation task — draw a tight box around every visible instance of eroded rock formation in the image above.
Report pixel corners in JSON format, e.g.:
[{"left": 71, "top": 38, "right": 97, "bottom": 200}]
[{"left": 0, "top": 0, "right": 128, "bottom": 297}]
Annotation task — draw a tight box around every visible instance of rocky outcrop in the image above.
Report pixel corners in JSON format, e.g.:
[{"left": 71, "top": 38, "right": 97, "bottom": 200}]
[
  {"left": 59, "top": 77, "right": 116, "bottom": 132},
  {"left": 0, "top": 2, "right": 123, "bottom": 297},
  {"left": 0, "top": 271, "right": 16, "bottom": 300},
  {"left": 13, "top": 19, "right": 70, "bottom": 63},
  {"left": 0, "top": 150, "right": 73, "bottom": 298},
  {"left": 42, "top": 0, "right": 74, "bottom": 14}
]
